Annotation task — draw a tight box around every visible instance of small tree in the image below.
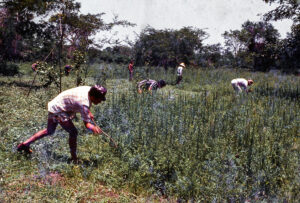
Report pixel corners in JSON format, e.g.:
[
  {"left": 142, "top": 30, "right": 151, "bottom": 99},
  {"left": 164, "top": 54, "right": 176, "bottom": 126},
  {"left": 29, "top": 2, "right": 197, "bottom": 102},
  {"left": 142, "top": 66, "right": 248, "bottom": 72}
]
[
  {"left": 49, "top": 0, "right": 134, "bottom": 88},
  {"left": 72, "top": 50, "right": 85, "bottom": 86},
  {"left": 33, "top": 61, "right": 60, "bottom": 87},
  {"left": 262, "top": 0, "right": 300, "bottom": 73},
  {"left": 222, "top": 21, "right": 280, "bottom": 71}
]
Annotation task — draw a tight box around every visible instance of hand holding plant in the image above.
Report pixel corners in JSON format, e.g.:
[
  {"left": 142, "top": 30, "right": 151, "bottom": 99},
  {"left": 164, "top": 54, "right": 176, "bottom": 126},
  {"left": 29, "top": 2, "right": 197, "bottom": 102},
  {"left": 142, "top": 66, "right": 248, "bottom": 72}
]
[{"left": 92, "top": 125, "right": 103, "bottom": 134}]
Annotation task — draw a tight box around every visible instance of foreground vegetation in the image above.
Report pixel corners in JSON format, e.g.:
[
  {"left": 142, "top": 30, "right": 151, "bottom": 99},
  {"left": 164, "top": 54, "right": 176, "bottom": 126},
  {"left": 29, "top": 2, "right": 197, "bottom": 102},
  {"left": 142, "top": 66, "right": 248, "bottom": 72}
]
[{"left": 0, "top": 63, "right": 299, "bottom": 202}]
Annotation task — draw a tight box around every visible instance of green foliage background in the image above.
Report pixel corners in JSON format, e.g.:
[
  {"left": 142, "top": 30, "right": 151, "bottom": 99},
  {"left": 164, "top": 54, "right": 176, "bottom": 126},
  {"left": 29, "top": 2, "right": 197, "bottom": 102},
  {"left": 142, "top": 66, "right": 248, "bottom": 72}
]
[{"left": 0, "top": 63, "right": 299, "bottom": 202}]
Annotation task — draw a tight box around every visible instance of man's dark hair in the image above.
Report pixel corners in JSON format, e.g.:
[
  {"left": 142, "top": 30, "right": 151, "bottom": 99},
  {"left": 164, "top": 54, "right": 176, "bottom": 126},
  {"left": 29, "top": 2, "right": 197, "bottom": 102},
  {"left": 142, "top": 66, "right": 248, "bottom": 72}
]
[
  {"left": 158, "top": 80, "right": 166, "bottom": 88},
  {"left": 89, "top": 85, "right": 107, "bottom": 101}
]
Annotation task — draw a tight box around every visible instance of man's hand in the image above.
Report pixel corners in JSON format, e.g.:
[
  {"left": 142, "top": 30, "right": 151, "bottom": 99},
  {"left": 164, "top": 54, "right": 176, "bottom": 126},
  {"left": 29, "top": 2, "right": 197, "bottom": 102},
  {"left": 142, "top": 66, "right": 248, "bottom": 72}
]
[
  {"left": 93, "top": 126, "right": 102, "bottom": 134},
  {"left": 138, "top": 89, "right": 142, "bottom": 94},
  {"left": 85, "top": 122, "right": 102, "bottom": 134}
]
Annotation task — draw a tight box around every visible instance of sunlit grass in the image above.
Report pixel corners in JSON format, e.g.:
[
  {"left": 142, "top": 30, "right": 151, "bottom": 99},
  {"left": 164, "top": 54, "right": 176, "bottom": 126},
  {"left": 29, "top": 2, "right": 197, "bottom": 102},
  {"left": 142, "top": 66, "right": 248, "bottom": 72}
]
[{"left": 0, "top": 64, "right": 299, "bottom": 201}]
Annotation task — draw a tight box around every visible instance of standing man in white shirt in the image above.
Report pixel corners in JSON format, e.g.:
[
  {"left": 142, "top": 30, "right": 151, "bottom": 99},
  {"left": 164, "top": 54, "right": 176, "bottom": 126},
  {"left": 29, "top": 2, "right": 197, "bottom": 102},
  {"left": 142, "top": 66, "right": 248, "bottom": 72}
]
[
  {"left": 17, "top": 85, "right": 107, "bottom": 162},
  {"left": 231, "top": 78, "right": 254, "bottom": 93},
  {"left": 176, "top": 62, "right": 185, "bottom": 85}
]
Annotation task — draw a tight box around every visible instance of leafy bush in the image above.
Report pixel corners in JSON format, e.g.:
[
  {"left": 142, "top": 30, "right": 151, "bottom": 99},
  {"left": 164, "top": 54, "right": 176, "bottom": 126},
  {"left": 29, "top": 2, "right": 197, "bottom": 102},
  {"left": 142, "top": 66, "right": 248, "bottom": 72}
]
[{"left": 0, "top": 63, "right": 19, "bottom": 76}]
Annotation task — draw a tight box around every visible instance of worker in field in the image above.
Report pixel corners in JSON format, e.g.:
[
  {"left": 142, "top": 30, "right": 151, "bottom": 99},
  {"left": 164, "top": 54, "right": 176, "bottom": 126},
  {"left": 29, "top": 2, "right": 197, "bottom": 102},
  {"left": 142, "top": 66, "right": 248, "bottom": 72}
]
[
  {"left": 128, "top": 60, "right": 134, "bottom": 81},
  {"left": 176, "top": 62, "right": 185, "bottom": 85},
  {"left": 231, "top": 78, "right": 254, "bottom": 93},
  {"left": 17, "top": 85, "right": 107, "bottom": 162},
  {"left": 137, "top": 79, "right": 166, "bottom": 94}
]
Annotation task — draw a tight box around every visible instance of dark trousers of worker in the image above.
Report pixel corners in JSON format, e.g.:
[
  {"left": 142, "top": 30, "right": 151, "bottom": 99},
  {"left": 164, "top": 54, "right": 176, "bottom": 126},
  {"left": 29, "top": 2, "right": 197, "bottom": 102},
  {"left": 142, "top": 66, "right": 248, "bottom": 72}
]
[
  {"left": 23, "top": 116, "right": 78, "bottom": 160},
  {"left": 129, "top": 71, "right": 133, "bottom": 81},
  {"left": 176, "top": 76, "right": 183, "bottom": 85}
]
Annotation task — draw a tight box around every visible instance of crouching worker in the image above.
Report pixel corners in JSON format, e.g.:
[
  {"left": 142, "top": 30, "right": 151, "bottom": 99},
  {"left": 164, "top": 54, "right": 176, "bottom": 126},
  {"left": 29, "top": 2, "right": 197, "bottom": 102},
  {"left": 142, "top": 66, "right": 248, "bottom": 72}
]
[
  {"left": 231, "top": 78, "right": 254, "bottom": 93},
  {"left": 17, "top": 85, "right": 107, "bottom": 162},
  {"left": 137, "top": 79, "right": 166, "bottom": 94}
]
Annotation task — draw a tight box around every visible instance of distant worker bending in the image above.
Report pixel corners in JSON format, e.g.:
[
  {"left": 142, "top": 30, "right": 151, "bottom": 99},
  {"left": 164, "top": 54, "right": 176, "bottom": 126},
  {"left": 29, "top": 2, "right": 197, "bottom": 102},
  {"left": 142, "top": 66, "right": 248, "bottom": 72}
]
[
  {"left": 231, "top": 78, "right": 254, "bottom": 93},
  {"left": 176, "top": 62, "right": 185, "bottom": 85},
  {"left": 137, "top": 79, "right": 166, "bottom": 94}
]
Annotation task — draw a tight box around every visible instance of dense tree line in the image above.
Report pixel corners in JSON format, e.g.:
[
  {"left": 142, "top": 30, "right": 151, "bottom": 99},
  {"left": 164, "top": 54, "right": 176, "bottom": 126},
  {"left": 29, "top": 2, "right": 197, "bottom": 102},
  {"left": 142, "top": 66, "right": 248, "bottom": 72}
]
[
  {"left": 133, "top": 26, "right": 208, "bottom": 68},
  {"left": 0, "top": 0, "right": 299, "bottom": 75}
]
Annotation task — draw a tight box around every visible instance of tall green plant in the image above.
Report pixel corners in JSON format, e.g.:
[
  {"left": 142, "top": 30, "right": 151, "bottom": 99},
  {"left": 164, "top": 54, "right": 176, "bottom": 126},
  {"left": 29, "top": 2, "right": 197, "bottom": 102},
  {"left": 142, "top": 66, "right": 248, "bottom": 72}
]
[{"left": 73, "top": 50, "right": 86, "bottom": 86}]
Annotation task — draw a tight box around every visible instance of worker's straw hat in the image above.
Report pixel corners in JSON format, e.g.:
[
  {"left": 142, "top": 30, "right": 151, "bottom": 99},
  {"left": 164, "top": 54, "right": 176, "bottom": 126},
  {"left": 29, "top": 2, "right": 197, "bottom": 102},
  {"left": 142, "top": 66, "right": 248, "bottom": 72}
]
[{"left": 179, "top": 62, "right": 185, "bottom": 68}]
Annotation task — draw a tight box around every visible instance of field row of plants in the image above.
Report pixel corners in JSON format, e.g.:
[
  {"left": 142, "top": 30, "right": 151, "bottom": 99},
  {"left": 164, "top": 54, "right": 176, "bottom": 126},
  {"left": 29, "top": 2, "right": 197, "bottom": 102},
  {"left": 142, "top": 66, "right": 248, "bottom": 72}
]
[{"left": 0, "top": 63, "right": 299, "bottom": 202}]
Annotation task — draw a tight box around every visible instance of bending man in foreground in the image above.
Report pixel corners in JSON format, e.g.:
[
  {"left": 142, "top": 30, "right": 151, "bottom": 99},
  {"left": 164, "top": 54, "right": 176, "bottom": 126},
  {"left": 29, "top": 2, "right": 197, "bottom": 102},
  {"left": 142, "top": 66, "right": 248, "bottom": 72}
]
[
  {"left": 17, "top": 85, "right": 107, "bottom": 161},
  {"left": 231, "top": 78, "right": 254, "bottom": 93},
  {"left": 137, "top": 79, "right": 166, "bottom": 94}
]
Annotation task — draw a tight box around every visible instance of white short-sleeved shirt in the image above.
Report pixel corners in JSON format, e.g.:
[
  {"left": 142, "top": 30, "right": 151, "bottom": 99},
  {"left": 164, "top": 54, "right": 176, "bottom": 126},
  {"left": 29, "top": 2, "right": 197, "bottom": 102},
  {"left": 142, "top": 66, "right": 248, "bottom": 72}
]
[
  {"left": 231, "top": 78, "right": 248, "bottom": 90},
  {"left": 48, "top": 86, "right": 92, "bottom": 122},
  {"left": 177, "top": 66, "right": 183, "bottom": 76}
]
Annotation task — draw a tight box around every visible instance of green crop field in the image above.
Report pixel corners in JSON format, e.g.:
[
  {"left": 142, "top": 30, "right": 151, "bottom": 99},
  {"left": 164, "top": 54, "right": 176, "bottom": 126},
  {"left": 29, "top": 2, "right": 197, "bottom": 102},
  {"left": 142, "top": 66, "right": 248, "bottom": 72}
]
[{"left": 0, "top": 63, "right": 299, "bottom": 202}]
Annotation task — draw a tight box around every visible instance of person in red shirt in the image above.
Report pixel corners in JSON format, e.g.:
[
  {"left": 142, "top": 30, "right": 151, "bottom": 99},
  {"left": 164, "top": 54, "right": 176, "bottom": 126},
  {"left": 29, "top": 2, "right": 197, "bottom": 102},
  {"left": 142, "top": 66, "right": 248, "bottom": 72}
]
[
  {"left": 128, "top": 60, "right": 134, "bottom": 81},
  {"left": 17, "top": 85, "right": 107, "bottom": 162}
]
